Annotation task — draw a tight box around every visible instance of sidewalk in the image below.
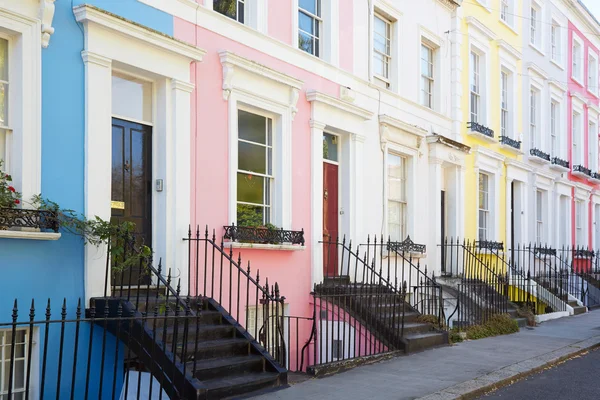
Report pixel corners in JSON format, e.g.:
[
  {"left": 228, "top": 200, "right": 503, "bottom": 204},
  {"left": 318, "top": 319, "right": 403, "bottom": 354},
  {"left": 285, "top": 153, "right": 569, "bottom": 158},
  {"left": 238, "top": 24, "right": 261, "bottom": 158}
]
[{"left": 253, "top": 312, "right": 600, "bottom": 400}]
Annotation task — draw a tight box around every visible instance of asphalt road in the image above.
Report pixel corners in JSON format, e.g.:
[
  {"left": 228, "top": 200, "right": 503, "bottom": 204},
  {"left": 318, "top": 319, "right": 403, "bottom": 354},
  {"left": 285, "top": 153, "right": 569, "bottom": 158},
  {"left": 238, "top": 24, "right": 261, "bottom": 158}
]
[{"left": 477, "top": 347, "right": 600, "bottom": 399}]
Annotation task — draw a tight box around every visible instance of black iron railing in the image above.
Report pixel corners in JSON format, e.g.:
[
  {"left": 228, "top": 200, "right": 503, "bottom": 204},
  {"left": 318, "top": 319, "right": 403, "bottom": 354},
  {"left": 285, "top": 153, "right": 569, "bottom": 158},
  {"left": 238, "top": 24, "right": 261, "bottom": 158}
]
[
  {"left": 499, "top": 135, "right": 521, "bottom": 149},
  {"left": 551, "top": 157, "right": 570, "bottom": 169},
  {"left": 573, "top": 164, "right": 591, "bottom": 176},
  {"left": 0, "top": 208, "right": 59, "bottom": 232},
  {"left": 476, "top": 240, "right": 504, "bottom": 251},
  {"left": 592, "top": 172, "right": 600, "bottom": 181},
  {"left": 530, "top": 148, "right": 551, "bottom": 161},
  {"left": 223, "top": 224, "right": 305, "bottom": 245},
  {"left": 387, "top": 235, "right": 426, "bottom": 253},
  {"left": 467, "top": 121, "right": 494, "bottom": 138}
]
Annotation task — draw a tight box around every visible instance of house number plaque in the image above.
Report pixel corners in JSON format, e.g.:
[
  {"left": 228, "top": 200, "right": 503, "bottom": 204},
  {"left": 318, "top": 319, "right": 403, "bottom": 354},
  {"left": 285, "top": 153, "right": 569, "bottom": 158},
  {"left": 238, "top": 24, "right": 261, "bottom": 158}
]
[{"left": 111, "top": 201, "right": 125, "bottom": 210}]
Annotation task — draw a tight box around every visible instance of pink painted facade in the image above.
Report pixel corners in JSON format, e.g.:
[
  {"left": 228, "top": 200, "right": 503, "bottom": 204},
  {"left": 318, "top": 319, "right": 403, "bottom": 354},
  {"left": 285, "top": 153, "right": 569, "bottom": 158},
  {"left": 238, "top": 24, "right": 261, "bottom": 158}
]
[{"left": 567, "top": 20, "right": 600, "bottom": 247}]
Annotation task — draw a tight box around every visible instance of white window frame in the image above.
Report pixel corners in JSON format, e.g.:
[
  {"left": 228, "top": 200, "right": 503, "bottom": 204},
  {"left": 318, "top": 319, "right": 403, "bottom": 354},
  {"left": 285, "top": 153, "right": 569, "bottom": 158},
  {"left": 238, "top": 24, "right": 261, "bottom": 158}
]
[
  {"left": 551, "top": 21, "right": 561, "bottom": 64},
  {"left": 478, "top": 172, "right": 491, "bottom": 242},
  {"left": 589, "top": 117, "right": 598, "bottom": 172},
  {"left": 420, "top": 43, "right": 434, "bottom": 109},
  {"left": 500, "top": 0, "right": 514, "bottom": 27},
  {"left": 536, "top": 190, "right": 544, "bottom": 245},
  {"left": 550, "top": 100, "right": 559, "bottom": 157},
  {"left": 0, "top": 11, "right": 41, "bottom": 208},
  {"left": 387, "top": 151, "right": 408, "bottom": 242},
  {"left": 500, "top": 70, "right": 510, "bottom": 138},
  {"left": 573, "top": 35, "right": 584, "bottom": 84},
  {"left": 470, "top": 50, "right": 482, "bottom": 123},
  {"left": 236, "top": 108, "right": 275, "bottom": 226},
  {"left": 373, "top": 12, "right": 392, "bottom": 89},
  {"left": 529, "top": 4, "right": 542, "bottom": 50},
  {"left": 588, "top": 49, "right": 599, "bottom": 97},
  {"left": 0, "top": 328, "right": 37, "bottom": 399},
  {"left": 573, "top": 109, "right": 583, "bottom": 166},
  {"left": 298, "top": 0, "right": 322, "bottom": 58},
  {"left": 213, "top": 0, "right": 246, "bottom": 24},
  {"left": 576, "top": 199, "right": 585, "bottom": 246},
  {"left": 530, "top": 87, "right": 540, "bottom": 150}
]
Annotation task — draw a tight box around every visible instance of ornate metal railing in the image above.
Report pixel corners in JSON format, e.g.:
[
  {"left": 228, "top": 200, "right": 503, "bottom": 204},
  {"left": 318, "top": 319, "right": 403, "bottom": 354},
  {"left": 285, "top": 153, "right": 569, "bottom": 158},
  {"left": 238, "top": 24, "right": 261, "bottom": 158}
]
[
  {"left": 223, "top": 224, "right": 305, "bottom": 245},
  {"left": 592, "top": 172, "right": 600, "bottom": 181},
  {"left": 387, "top": 235, "right": 426, "bottom": 253},
  {"left": 573, "top": 249, "right": 595, "bottom": 258},
  {"left": 467, "top": 121, "right": 494, "bottom": 138},
  {"left": 573, "top": 164, "right": 592, "bottom": 176},
  {"left": 534, "top": 246, "right": 557, "bottom": 256},
  {"left": 476, "top": 240, "right": 504, "bottom": 251},
  {"left": 499, "top": 135, "right": 521, "bottom": 149},
  {"left": 551, "top": 157, "right": 569, "bottom": 169},
  {"left": 0, "top": 208, "right": 59, "bottom": 232},
  {"left": 530, "top": 148, "right": 550, "bottom": 161}
]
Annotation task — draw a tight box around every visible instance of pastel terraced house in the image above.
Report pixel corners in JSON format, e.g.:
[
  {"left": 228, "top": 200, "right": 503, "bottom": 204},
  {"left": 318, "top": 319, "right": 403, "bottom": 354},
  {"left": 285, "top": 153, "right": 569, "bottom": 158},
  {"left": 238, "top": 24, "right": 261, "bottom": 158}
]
[{"left": 4, "top": 0, "right": 600, "bottom": 399}]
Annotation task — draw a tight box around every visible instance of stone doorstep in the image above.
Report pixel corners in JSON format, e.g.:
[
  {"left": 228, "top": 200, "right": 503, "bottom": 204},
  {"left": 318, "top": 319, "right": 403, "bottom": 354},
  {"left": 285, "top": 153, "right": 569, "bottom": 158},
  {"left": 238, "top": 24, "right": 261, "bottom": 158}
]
[{"left": 416, "top": 335, "right": 600, "bottom": 400}]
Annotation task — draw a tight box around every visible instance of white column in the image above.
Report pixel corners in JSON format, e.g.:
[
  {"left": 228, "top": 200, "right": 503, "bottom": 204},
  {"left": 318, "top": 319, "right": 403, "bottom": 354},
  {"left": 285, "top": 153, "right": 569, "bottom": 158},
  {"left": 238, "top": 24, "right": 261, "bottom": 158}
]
[
  {"left": 429, "top": 159, "right": 444, "bottom": 276},
  {"left": 310, "top": 120, "right": 327, "bottom": 287},
  {"left": 82, "top": 50, "right": 112, "bottom": 305},
  {"left": 457, "top": 165, "right": 465, "bottom": 240},
  {"left": 505, "top": 176, "right": 514, "bottom": 247},
  {"left": 170, "top": 79, "right": 194, "bottom": 296},
  {"left": 348, "top": 133, "right": 365, "bottom": 242}
]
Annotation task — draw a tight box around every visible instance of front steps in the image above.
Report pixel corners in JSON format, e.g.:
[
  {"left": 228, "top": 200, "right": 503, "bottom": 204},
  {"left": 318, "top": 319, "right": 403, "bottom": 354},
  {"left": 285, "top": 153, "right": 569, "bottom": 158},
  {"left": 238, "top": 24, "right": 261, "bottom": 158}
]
[
  {"left": 568, "top": 299, "right": 587, "bottom": 315},
  {"left": 317, "top": 277, "right": 448, "bottom": 354},
  {"left": 90, "top": 296, "right": 286, "bottom": 399}
]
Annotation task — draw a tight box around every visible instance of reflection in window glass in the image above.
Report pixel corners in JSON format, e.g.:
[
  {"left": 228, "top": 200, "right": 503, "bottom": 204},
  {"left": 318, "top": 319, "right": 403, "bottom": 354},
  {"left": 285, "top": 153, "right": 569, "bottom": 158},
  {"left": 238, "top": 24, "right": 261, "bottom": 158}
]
[{"left": 323, "top": 133, "right": 338, "bottom": 162}]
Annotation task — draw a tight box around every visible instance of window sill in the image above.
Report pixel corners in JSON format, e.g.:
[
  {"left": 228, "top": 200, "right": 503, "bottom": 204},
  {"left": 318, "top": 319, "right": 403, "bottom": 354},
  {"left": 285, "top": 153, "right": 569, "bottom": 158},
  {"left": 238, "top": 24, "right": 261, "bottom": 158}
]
[
  {"left": 572, "top": 170, "right": 590, "bottom": 179},
  {"left": 529, "top": 43, "right": 545, "bottom": 57},
  {"left": 572, "top": 76, "right": 584, "bottom": 88},
  {"left": 466, "top": 130, "right": 496, "bottom": 144},
  {"left": 549, "top": 163, "right": 570, "bottom": 173},
  {"left": 383, "top": 251, "right": 427, "bottom": 260},
  {"left": 0, "top": 230, "right": 61, "bottom": 241},
  {"left": 499, "top": 143, "right": 522, "bottom": 155},
  {"left": 224, "top": 242, "right": 305, "bottom": 251},
  {"left": 586, "top": 88, "right": 599, "bottom": 100},
  {"left": 550, "top": 58, "right": 564, "bottom": 71},
  {"left": 528, "top": 155, "right": 551, "bottom": 165}
]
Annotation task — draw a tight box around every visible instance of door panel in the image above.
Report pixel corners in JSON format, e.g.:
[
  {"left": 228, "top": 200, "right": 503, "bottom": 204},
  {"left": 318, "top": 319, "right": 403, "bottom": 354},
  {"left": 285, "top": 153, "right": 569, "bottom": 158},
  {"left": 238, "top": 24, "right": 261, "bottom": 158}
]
[
  {"left": 323, "top": 163, "right": 339, "bottom": 277},
  {"left": 112, "top": 118, "right": 152, "bottom": 285}
]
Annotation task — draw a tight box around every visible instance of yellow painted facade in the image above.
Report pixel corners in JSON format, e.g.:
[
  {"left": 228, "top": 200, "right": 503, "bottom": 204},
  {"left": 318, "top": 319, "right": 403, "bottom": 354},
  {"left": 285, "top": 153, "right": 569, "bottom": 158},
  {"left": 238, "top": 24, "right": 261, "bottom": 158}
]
[{"left": 461, "top": 1, "right": 524, "bottom": 245}]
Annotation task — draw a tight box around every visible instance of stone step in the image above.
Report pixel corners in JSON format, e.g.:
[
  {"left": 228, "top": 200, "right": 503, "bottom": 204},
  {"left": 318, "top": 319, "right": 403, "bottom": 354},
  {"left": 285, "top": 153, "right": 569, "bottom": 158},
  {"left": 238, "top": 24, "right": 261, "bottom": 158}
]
[
  {"left": 568, "top": 300, "right": 579, "bottom": 307},
  {"left": 398, "top": 322, "right": 434, "bottom": 334},
  {"left": 162, "top": 324, "right": 235, "bottom": 344},
  {"left": 514, "top": 317, "right": 528, "bottom": 328},
  {"left": 403, "top": 331, "right": 448, "bottom": 353},
  {"left": 189, "top": 354, "right": 265, "bottom": 381},
  {"left": 572, "top": 305, "right": 587, "bottom": 315},
  {"left": 145, "top": 310, "right": 223, "bottom": 328},
  {"left": 204, "top": 372, "right": 280, "bottom": 400},
  {"left": 180, "top": 338, "right": 251, "bottom": 361}
]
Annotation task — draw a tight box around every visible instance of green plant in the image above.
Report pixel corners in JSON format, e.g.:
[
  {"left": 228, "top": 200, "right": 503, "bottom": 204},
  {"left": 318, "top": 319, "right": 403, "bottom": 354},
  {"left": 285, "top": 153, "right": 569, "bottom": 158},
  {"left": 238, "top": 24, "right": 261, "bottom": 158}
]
[
  {"left": 31, "top": 195, "right": 151, "bottom": 272},
  {"left": 449, "top": 328, "right": 464, "bottom": 344},
  {"left": 465, "top": 314, "right": 519, "bottom": 340},
  {"left": 0, "top": 160, "right": 20, "bottom": 209},
  {"left": 516, "top": 305, "right": 537, "bottom": 327},
  {"left": 416, "top": 314, "right": 446, "bottom": 330}
]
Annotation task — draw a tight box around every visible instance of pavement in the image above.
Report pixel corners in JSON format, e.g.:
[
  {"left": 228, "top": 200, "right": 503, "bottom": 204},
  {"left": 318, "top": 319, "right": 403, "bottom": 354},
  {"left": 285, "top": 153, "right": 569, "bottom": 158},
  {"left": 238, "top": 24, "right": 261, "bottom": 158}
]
[
  {"left": 252, "top": 311, "right": 600, "bottom": 400},
  {"left": 476, "top": 347, "right": 600, "bottom": 399}
]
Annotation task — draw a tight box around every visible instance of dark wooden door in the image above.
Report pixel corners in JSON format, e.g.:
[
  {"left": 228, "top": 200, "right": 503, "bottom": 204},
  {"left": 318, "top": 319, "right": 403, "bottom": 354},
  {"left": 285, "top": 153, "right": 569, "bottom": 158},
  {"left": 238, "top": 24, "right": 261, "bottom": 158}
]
[
  {"left": 112, "top": 118, "right": 152, "bottom": 285},
  {"left": 323, "top": 162, "right": 339, "bottom": 277}
]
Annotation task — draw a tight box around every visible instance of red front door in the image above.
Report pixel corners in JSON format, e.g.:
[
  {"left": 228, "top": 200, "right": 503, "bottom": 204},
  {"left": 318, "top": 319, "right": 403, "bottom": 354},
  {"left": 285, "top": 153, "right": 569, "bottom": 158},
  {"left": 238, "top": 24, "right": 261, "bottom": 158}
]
[{"left": 323, "top": 162, "right": 339, "bottom": 277}]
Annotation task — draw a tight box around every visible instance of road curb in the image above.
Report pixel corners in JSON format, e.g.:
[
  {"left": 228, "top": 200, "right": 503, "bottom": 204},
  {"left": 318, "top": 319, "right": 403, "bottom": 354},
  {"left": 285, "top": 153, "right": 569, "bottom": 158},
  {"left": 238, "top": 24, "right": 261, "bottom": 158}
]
[{"left": 416, "top": 335, "right": 600, "bottom": 400}]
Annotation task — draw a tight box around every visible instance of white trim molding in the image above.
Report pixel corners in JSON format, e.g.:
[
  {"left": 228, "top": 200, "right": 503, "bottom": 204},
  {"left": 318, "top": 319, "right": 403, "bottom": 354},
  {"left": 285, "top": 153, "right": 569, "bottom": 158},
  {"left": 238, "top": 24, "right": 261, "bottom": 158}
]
[
  {"left": 306, "top": 90, "right": 373, "bottom": 121},
  {"left": 76, "top": 4, "right": 203, "bottom": 303},
  {"left": 39, "top": 0, "right": 56, "bottom": 48}
]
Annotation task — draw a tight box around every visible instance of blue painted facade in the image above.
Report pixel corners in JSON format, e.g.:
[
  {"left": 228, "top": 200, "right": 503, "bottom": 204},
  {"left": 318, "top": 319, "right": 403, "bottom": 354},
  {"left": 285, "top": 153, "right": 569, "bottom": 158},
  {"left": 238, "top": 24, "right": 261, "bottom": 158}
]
[{"left": 0, "top": 1, "right": 174, "bottom": 398}]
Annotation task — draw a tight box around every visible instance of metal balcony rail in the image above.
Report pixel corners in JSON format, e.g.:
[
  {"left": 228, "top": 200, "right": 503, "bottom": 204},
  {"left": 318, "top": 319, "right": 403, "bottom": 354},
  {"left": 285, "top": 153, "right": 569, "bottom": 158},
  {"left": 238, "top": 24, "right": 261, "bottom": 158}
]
[
  {"left": 467, "top": 121, "right": 494, "bottom": 138},
  {"left": 551, "top": 157, "right": 569, "bottom": 169},
  {"left": 529, "top": 148, "right": 550, "bottom": 161},
  {"left": 0, "top": 208, "right": 59, "bottom": 232},
  {"left": 223, "top": 224, "right": 305, "bottom": 246},
  {"left": 499, "top": 135, "right": 521, "bottom": 150}
]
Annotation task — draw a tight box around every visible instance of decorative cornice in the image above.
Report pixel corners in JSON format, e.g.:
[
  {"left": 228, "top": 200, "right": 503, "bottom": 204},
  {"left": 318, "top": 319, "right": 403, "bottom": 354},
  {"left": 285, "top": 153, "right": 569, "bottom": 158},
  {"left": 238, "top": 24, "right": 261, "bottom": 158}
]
[
  {"left": 465, "top": 16, "right": 497, "bottom": 41},
  {"left": 526, "top": 62, "right": 548, "bottom": 80},
  {"left": 40, "top": 0, "right": 56, "bottom": 48},
  {"left": 473, "top": 145, "right": 505, "bottom": 163},
  {"left": 74, "top": 5, "right": 206, "bottom": 61},
  {"left": 378, "top": 114, "right": 428, "bottom": 138},
  {"left": 496, "top": 40, "right": 522, "bottom": 60},
  {"left": 309, "top": 119, "right": 327, "bottom": 130},
  {"left": 435, "top": 0, "right": 461, "bottom": 10},
  {"left": 306, "top": 90, "right": 373, "bottom": 120},
  {"left": 588, "top": 102, "right": 600, "bottom": 116},
  {"left": 219, "top": 51, "right": 303, "bottom": 118},
  {"left": 426, "top": 134, "right": 471, "bottom": 153},
  {"left": 505, "top": 158, "right": 533, "bottom": 172},
  {"left": 172, "top": 79, "right": 195, "bottom": 93},
  {"left": 81, "top": 50, "right": 112, "bottom": 68},
  {"left": 571, "top": 91, "right": 588, "bottom": 106},
  {"left": 548, "top": 79, "right": 567, "bottom": 93}
]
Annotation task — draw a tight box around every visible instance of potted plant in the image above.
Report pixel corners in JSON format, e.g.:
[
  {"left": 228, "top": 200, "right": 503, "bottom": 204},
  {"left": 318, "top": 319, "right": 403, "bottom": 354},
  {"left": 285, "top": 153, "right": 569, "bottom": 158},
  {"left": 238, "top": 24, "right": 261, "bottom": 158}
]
[{"left": 0, "top": 160, "right": 21, "bottom": 230}]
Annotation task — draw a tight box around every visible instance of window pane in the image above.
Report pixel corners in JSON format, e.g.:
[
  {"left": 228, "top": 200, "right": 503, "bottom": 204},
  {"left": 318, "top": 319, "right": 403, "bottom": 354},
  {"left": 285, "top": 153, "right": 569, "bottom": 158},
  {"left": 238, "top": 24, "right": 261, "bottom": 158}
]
[
  {"left": 112, "top": 73, "right": 152, "bottom": 124},
  {"left": 0, "top": 84, "right": 6, "bottom": 128},
  {"left": 214, "top": 0, "right": 237, "bottom": 19},
  {"left": 299, "top": 12, "right": 314, "bottom": 35},
  {"left": 388, "top": 200, "right": 404, "bottom": 242},
  {"left": 373, "top": 53, "right": 385, "bottom": 76},
  {"left": 0, "top": 38, "right": 7, "bottom": 82},
  {"left": 237, "top": 173, "right": 264, "bottom": 204},
  {"left": 299, "top": 0, "right": 317, "bottom": 15},
  {"left": 323, "top": 133, "right": 338, "bottom": 162},
  {"left": 237, "top": 203, "right": 264, "bottom": 227},
  {"left": 238, "top": 110, "right": 266, "bottom": 144},
  {"left": 238, "top": 141, "right": 266, "bottom": 174},
  {"left": 298, "top": 32, "right": 314, "bottom": 55}
]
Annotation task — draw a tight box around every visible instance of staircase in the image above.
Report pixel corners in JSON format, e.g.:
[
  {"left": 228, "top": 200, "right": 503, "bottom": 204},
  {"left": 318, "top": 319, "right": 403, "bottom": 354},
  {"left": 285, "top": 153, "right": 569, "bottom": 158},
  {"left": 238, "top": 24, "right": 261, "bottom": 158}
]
[
  {"left": 315, "top": 277, "right": 448, "bottom": 354},
  {"left": 568, "top": 299, "right": 587, "bottom": 315},
  {"left": 90, "top": 228, "right": 289, "bottom": 399}
]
